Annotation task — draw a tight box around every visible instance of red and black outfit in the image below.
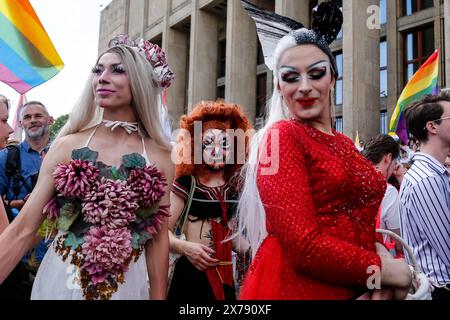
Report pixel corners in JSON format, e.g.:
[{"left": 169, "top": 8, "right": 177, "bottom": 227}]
[
  {"left": 240, "top": 120, "right": 387, "bottom": 300},
  {"left": 168, "top": 175, "right": 238, "bottom": 300}
]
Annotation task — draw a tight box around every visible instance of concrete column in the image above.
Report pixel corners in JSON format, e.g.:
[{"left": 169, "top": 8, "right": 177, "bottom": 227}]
[
  {"left": 342, "top": 0, "right": 380, "bottom": 141},
  {"left": 386, "top": 0, "right": 399, "bottom": 126},
  {"left": 187, "top": 0, "right": 218, "bottom": 111},
  {"left": 98, "top": 0, "right": 129, "bottom": 54},
  {"left": 275, "top": 0, "right": 310, "bottom": 27},
  {"left": 163, "top": 26, "right": 189, "bottom": 124},
  {"left": 127, "top": 0, "right": 145, "bottom": 39},
  {"left": 445, "top": 0, "right": 450, "bottom": 88},
  {"left": 225, "top": 0, "right": 257, "bottom": 121}
]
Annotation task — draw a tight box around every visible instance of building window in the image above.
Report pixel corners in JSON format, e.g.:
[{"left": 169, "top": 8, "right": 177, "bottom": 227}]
[
  {"left": 334, "top": 52, "right": 343, "bottom": 105},
  {"left": 218, "top": 40, "right": 226, "bottom": 78},
  {"left": 216, "top": 85, "right": 225, "bottom": 100},
  {"left": 380, "top": 40, "right": 388, "bottom": 97},
  {"left": 335, "top": 116, "right": 343, "bottom": 133},
  {"left": 380, "top": 0, "right": 387, "bottom": 25},
  {"left": 380, "top": 111, "right": 388, "bottom": 134},
  {"left": 404, "top": 25, "right": 435, "bottom": 82},
  {"left": 403, "top": 0, "right": 433, "bottom": 16},
  {"left": 256, "top": 74, "right": 267, "bottom": 120},
  {"left": 257, "top": 41, "right": 264, "bottom": 66}
]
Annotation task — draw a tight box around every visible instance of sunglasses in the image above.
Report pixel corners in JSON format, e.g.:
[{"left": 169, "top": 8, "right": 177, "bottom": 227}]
[{"left": 423, "top": 116, "right": 450, "bottom": 130}]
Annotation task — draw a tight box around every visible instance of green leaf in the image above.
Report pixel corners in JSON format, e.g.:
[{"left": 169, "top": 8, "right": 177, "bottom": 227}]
[
  {"left": 131, "top": 232, "right": 141, "bottom": 250},
  {"left": 64, "top": 232, "right": 84, "bottom": 250},
  {"left": 138, "top": 231, "right": 151, "bottom": 245},
  {"left": 110, "top": 167, "right": 127, "bottom": 181},
  {"left": 69, "top": 218, "right": 91, "bottom": 237},
  {"left": 37, "top": 218, "right": 57, "bottom": 238},
  {"left": 72, "top": 147, "right": 98, "bottom": 162},
  {"left": 136, "top": 202, "right": 159, "bottom": 219},
  {"left": 57, "top": 202, "right": 81, "bottom": 231},
  {"left": 122, "top": 153, "right": 146, "bottom": 169}
]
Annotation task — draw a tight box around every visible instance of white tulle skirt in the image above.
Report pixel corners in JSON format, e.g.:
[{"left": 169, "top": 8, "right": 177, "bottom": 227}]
[{"left": 31, "top": 238, "right": 149, "bottom": 300}]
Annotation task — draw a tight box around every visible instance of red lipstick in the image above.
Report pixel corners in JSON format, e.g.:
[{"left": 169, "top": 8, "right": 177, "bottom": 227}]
[{"left": 297, "top": 98, "right": 317, "bottom": 107}]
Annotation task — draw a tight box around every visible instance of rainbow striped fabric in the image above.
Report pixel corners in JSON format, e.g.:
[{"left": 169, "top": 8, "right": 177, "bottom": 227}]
[
  {"left": 389, "top": 50, "right": 439, "bottom": 144},
  {"left": 0, "top": 0, "right": 64, "bottom": 94}
]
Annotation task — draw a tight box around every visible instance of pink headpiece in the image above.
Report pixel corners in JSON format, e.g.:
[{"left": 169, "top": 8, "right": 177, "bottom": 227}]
[{"left": 108, "top": 34, "right": 175, "bottom": 89}]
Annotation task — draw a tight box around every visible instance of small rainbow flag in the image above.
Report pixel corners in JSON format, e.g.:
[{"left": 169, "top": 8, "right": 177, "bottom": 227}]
[
  {"left": 389, "top": 50, "right": 439, "bottom": 144},
  {"left": 0, "top": 0, "right": 64, "bottom": 94}
]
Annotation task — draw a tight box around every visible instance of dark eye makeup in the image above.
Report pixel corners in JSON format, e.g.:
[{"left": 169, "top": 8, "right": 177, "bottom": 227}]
[{"left": 280, "top": 66, "right": 328, "bottom": 83}]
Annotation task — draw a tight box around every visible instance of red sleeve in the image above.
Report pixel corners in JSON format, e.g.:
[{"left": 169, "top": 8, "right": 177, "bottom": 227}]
[{"left": 257, "top": 121, "right": 381, "bottom": 286}]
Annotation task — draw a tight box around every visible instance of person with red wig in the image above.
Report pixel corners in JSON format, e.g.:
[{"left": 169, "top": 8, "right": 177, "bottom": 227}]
[{"left": 167, "top": 100, "right": 252, "bottom": 300}]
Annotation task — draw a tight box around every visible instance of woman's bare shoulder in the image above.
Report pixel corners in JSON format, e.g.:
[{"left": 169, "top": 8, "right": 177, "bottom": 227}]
[
  {"left": 46, "top": 129, "right": 97, "bottom": 163},
  {"left": 146, "top": 139, "right": 174, "bottom": 176}
]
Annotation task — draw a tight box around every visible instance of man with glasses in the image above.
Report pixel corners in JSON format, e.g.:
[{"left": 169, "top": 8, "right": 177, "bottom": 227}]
[{"left": 399, "top": 92, "right": 450, "bottom": 300}]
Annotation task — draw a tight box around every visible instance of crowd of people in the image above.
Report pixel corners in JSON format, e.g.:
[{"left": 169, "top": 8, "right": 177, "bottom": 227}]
[{"left": 0, "top": 0, "right": 448, "bottom": 301}]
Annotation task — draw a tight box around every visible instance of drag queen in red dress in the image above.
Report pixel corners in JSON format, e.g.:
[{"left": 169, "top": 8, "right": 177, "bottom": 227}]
[{"left": 236, "top": 1, "right": 412, "bottom": 300}]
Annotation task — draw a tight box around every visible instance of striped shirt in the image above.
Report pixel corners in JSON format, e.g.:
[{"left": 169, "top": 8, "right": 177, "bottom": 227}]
[{"left": 398, "top": 153, "right": 450, "bottom": 285}]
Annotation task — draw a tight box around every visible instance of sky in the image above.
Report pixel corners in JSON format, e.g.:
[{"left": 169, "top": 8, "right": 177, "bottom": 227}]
[{"left": 0, "top": 0, "right": 113, "bottom": 123}]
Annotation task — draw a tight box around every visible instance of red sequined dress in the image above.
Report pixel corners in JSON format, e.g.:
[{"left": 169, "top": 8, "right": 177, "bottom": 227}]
[{"left": 239, "top": 120, "right": 386, "bottom": 300}]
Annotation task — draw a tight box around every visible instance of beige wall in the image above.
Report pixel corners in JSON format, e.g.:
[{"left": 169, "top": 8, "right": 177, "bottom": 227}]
[
  {"left": 147, "top": 1, "right": 165, "bottom": 29},
  {"left": 98, "top": 0, "right": 128, "bottom": 54},
  {"left": 275, "top": 0, "right": 310, "bottom": 27},
  {"left": 187, "top": 0, "right": 218, "bottom": 110},
  {"left": 342, "top": 0, "right": 380, "bottom": 141},
  {"left": 225, "top": 0, "right": 257, "bottom": 119}
]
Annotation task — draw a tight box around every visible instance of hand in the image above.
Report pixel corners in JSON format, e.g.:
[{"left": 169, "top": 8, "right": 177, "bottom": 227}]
[
  {"left": 182, "top": 242, "right": 219, "bottom": 271},
  {"left": 380, "top": 257, "right": 412, "bottom": 300},
  {"left": 375, "top": 242, "right": 393, "bottom": 259},
  {"left": 392, "top": 282, "right": 411, "bottom": 300},
  {"left": 371, "top": 288, "right": 394, "bottom": 300}
]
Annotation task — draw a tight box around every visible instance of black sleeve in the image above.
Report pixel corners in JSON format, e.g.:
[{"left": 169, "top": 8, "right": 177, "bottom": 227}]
[{"left": 171, "top": 175, "right": 192, "bottom": 200}]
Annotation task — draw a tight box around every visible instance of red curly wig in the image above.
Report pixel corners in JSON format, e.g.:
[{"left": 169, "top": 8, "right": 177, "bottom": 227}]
[{"left": 175, "top": 100, "right": 252, "bottom": 180}]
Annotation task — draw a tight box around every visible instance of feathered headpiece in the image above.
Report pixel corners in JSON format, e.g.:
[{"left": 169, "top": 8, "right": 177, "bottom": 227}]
[
  {"left": 108, "top": 34, "right": 175, "bottom": 89},
  {"left": 241, "top": 0, "right": 343, "bottom": 73}
]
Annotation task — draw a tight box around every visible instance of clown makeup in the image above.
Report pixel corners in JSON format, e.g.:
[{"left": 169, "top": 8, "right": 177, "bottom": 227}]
[
  {"left": 278, "top": 60, "right": 331, "bottom": 84},
  {"left": 202, "top": 129, "right": 232, "bottom": 170}
]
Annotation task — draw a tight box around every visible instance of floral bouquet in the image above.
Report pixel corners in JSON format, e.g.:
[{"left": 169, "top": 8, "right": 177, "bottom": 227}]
[{"left": 38, "top": 147, "right": 168, "bottom": 300}]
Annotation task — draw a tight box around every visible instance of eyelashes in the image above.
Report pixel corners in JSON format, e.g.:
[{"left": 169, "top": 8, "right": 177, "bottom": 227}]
[
  {"left": 91, "top": 65, "right": 126, "bottom": 74},
  {"left": 91, "top": 66, "right": 101, "bottom": 74},
  {"left": 280, "top": 67, "right": 328, "bottom": 83},
  {"left": 203, "top": 138, "right": 231, "bottom": 149}
]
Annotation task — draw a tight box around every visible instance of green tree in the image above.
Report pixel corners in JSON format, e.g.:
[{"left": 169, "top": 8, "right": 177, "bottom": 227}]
[{"left": 49, "top": 114, "right": 69, "bottom": 140}]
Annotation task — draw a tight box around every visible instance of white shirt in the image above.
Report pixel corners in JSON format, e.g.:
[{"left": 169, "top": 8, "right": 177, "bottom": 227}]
[{"left": 380, "top": 184, "right": 400, "bottom": 230}]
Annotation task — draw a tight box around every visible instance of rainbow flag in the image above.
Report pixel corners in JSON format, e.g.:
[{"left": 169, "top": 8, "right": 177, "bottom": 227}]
[
  {"left": 0, "top": 0, "right": 64, "bottom": 94},
  {"left": 389, "top": 50, "right": 439, "bottom": 144}
]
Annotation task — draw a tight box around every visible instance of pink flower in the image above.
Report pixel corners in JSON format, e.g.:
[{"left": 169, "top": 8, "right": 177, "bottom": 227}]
[
  {"left": 145, "top": 205, "right": 170, "bottom": 236},
  {"left": 43, "top": 197, "right": 59, "bottom": 221},
  {"left": 127, "top": 166, "right": 166, "bottom": 208},
  {"left": 81, "top": 226, "right": 132, "bottom": 284},
  {"left": 53, "top": 160, "right": 99, "bottom": 199},
  {"left": 83, "top": 178, "right": 138, "bottom": 228}
]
